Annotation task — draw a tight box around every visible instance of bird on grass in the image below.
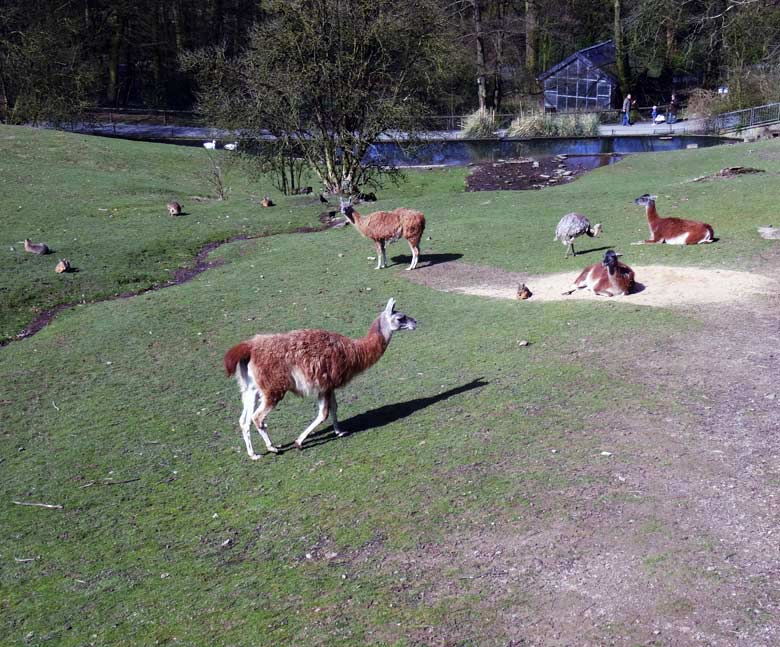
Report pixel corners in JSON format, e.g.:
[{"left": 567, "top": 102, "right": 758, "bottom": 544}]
[
  {"left": 554, "top": 212, "right": 603, "bottom": 258},
  {"left": 24, "top": 239, "right": 50, "bottom": 255}
]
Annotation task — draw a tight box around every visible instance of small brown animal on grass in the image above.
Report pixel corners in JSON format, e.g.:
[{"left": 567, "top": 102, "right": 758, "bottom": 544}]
[
  {"left": 55, "top": 259, "right": 71, "bottom": 273},
  {"left": 340, "top": 199, "right": 426, "bottom": 270},
  {"left": 24, "top": 239, "right": 50, "bottom": 255},
  {"left": 517, "top": 283, "right": 533, "bottom": 300},
  {"left": 224, "top": 298, "right": 417, "bottom": 458},
  {"left": 261, "top": 196, "right": 275, "bottom": 208},
  {"left": 167, "top": 201, "right": 182, "bottom": 216}
]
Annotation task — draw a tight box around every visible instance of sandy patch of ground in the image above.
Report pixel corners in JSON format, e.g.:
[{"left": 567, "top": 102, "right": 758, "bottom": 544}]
[{"left": 406, "top": 260, "right": 778, "bottom": 308}]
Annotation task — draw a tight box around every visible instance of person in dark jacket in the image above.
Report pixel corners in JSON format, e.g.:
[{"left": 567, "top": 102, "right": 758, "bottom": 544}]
[
  {"left": 667, "top": 94, "right": 679, "bottom": 124},
  {"left": 622, "top": 94, "right": 633, "bottom": 126}
]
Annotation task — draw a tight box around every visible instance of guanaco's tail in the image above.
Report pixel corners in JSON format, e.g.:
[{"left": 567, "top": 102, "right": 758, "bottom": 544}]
[{"left": 224, "top": 342, "right": 252, "bottom": 376}]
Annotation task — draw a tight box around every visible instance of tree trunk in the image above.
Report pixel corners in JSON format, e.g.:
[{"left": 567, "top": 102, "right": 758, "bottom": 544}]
[
  {"left": 0, "top": 72, "right": 9, "bottom": 121},
  {"left": 525, "top": 0, "right": 539, "bottom": 94},
  {"left": 171, "top": 1, "right": 184, "bottom": 54},
  {"left": 613, "top": 0, "right": 630, "bottom": 97},
  {"left": 492, "top": 0, "right": 506, "bottom": 113},
  {"left": 473, "top": 0, "right": 487, "bottom": 112},
  {"left": 107, "top": 9, "right": 125, "bottom": 106},
  {"left": 664, "top": 16, "right": 675, "bottom": 68}
]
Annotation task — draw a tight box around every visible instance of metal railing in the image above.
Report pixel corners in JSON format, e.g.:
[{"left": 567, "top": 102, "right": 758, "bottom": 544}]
[{"left": 714, "top": 102, "right": 780, "bottom": 133}]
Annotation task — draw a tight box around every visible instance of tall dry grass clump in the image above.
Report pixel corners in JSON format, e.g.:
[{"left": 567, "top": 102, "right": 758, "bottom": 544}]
[
  {"left": 460, "top": 109, "right": 496, "bottom": 138},
  {"left": 507, "top": 111, "right": 600, "bottom": 137}
]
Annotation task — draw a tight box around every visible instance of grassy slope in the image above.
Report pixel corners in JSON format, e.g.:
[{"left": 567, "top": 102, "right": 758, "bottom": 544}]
[
  {"left": 0, "top": 127, "right": 326, "bottom": 342},
  {"left": 2, "top": 126, "right": 780, "bottom": 645}
]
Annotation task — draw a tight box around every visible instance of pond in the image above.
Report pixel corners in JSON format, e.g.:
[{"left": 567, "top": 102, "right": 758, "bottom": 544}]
[
  {"left": 365, "top": 135, "right": 735, "bottom": 167},
  {"left": 80, "top": 123, "right": 735, "bottom": 168}
]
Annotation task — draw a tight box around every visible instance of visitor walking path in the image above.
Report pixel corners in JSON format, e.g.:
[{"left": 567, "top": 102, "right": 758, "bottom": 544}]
[
  {"left": 69, "top": 117, "right": 713, "bottom": 146},
  {"left": 598, "top": 118, "right": 707, "bottom": 136}
]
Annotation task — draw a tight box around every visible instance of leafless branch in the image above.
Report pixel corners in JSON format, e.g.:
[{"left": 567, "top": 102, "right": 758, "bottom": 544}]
[{"left": 12, "top": 500, "right": 63, "bottom": 509}]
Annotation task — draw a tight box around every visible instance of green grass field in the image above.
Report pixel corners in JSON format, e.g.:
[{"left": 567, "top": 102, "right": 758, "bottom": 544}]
[{"left": 2, "top": 125, "right": 780, "bottom": 645}]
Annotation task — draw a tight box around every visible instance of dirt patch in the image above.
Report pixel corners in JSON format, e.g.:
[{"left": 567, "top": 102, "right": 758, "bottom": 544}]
[
  {"left": 690, "top": 166, "right": 766, "bottom": 182},
  {"left": 758, "top": 225, "right": 780, "bottom": 240},
  {"left": 405, "top": 260, "right": 777, "bottom": 308},
  {"left": 465, "top": 154, "right": 622, "bottom": 192}
]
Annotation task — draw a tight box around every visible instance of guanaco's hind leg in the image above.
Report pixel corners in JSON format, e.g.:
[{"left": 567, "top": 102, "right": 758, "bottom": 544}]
[
  {"left": 250, "top": 398, "right": 279, "bottom": 457},
  {"left": 329, "top": 392, "right": 345, "bottom": 437},
  {"left": 294, "top": 393, "right": 331, "bottom": 449},
  {"left": 239, "top": 389, "right": 261, "bottom": 459}
]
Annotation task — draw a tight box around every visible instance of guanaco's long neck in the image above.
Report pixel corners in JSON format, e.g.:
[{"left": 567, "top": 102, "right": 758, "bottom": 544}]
[
  {"left": 347, "top": 209, "right": 370, "bottom": 237},
  {"left": 645, "top": 201, "right": 660, "bottom": 226},
  {"left": 606, "top": 263, "right": 621, "bottom": 286},
  {"left": 350, "top": 317, "right": 391, "bottom": 374}
]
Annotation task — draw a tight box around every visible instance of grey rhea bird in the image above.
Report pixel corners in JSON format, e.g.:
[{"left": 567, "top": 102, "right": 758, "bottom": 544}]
[{"left": 554, "top": 212, "right": 603, "bottom": 258}]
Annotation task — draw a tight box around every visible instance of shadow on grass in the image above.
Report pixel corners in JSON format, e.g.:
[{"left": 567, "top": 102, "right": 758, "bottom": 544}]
[
  {"left": 279, "top": 377, "right": 488, "bottom": 452},
  {"left": 572, "top": 245, "right": 613, "bottom": 257},
  {"left": 390, "top": 252, "right": 463, "bottom": 268}
]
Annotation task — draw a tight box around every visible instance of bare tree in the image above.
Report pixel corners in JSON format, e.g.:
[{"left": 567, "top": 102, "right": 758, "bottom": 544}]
[{"left": 184, "top": 0, "right": 450, "bottom": 196}]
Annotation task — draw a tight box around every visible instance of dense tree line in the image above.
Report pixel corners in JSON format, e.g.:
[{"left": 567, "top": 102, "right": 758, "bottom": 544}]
[
  {"left": 1, "top": 0, "right": 780, "bottom": 125},
  {"left": 0, "top": 0, "right": 261, "bottom": 123}
]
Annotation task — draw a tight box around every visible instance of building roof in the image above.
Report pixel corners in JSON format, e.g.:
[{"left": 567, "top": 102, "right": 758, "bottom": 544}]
[{"left": 537, "top": 40, "right": 617, "bottom": 82}]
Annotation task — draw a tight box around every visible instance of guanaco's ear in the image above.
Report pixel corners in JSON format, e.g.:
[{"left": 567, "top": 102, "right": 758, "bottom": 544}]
[{"left": 385, "top": 298, "right": 396, "bottom": 314}]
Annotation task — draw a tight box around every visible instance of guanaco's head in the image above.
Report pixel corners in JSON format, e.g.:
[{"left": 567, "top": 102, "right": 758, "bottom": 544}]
[
  {"left": 634, "top": 194, "right": 657, "bottom": 208},
  {"left": 380, "top": 298, "right": 417, "bottom": 335},
  {"left": 339, "top": 198, "right": 356, "bottom": 224},
  {"left": 602, "top": 250, "right": 622, "bottom": 271}
]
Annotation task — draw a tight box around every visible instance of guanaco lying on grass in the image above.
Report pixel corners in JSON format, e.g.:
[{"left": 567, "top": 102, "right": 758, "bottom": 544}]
[{"left": 633, "top": 194, "right": 714, "bottom": 245}]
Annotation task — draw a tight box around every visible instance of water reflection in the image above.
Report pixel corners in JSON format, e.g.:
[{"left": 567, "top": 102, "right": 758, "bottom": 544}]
[{"left": 367, "top": 136, "right": 733, "bottom": 167}]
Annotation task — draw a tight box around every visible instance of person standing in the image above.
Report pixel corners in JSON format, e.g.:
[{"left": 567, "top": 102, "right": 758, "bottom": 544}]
[
  {"left": 667, "top": 94, "right": 679, "bottom": 124},
  {"left": 622, "top": 94, "right": 633, "bottom": 126}
]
